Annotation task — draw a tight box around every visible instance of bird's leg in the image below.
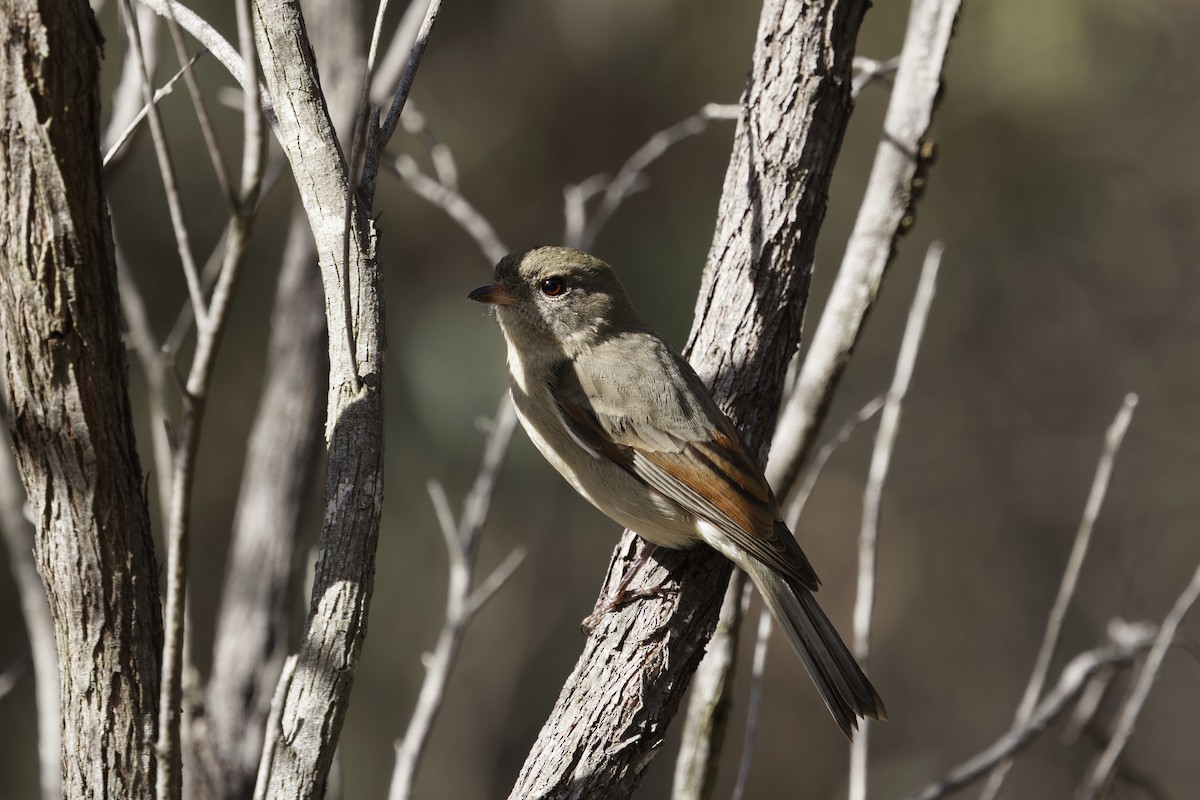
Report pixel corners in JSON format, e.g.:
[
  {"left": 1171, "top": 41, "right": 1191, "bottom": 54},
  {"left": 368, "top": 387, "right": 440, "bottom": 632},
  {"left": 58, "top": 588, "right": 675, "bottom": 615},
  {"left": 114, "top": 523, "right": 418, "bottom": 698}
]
[{"left": 581, "top": 543, "right": 676, "bottom": 632}]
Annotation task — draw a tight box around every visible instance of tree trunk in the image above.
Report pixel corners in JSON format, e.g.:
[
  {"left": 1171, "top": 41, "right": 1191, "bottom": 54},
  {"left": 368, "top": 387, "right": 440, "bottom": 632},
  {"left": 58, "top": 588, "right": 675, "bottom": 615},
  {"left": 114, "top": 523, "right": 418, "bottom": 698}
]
[
  {"left": 0, "top": 1, "right": 163, "bottom": 798},
  {"left": 508, "top": 1, "right": 870, "bottom": 797}
]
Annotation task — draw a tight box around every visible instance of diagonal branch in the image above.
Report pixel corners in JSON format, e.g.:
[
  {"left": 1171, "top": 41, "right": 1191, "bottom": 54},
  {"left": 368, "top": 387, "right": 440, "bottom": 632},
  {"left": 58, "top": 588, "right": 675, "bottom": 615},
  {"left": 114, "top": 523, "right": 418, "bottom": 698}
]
[
  {"left": 767, "top": 0, "right": 962, "bottom": 501},
  {"left": 509, "top": 2, "right": 871, "bottom": 797},
  {"left": 980, "top": 393, "right": 1139, "bottom": 800}
]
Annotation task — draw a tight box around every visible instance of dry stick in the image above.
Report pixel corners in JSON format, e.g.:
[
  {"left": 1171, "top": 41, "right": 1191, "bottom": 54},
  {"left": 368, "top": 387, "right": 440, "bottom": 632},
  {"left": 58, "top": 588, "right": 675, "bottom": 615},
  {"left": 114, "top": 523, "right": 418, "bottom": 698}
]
[
  {"left": 851, "top": 55, "right": 901, "bottom": 97},
  {"left": 370, "top": 0, "right": 432, "bottom": 105},
  {"left": 389, "top": 155, "right": 508, "bottom": 264},
  {"left": 848, "top": 242, "right": 941, "bottom": 800},
  {"left": 0, "top": 440, "right": 59, "bottom": 800},
  {"left": 767, "top": 0, "right": 962, "bottom": 503},
  {"left": 683, "top": 2, "right": 960, "bottom": 792},
  {"left": 104, "top": 50, "right": 206, "bottom": 168},
  {"left": 673, "top": 577, "right": 751, "bottom": 800},
  {"left": 729, "top": 601, "right": 772, "bottom": 800},
  {"left": 361, "top": 0, "right": 443, "bottom": 206},
  {"left": 724, "top": 395, "right": 886, "bottom": 800},
  {"left": 137, "top": 0, "right": 275, "bottom": 120},
  {"left": 980, "top": 394, "right": 1139, "bottom": 800},
  {"left": 1080, "top": 562, "right": 1200, "bottom": 798},
  {"left": 388, "top": 398, "right": 525, "bottom": 800},
  {"left": 400, "top": 104, "right": 459, "bottom": 188},
  {"left": 114, "top": 245, "right": 176, "bottom": 522},
  {"left": 153, "top": 2, "right": 266, "bottom": 796},
  {"left": 574, "top": 103, "right": 740, "bottom": 251},
  {"left": 252, "top": 656, "right": 299, "bottom": 800},
  {"left": 336, "top": 0, "right": 398, "bottom": 395},
  {"left": 118, "top": 0, "right": 208, "bottom": 328},
  {"left": 163, "top": 16, "right": 235, "bottom": 209},
  {"left": 904, "top": 625, "right": 1157, "bottom": 800},
  {"left": 102, "top": 4, "right": 159, "bottom": 166}
]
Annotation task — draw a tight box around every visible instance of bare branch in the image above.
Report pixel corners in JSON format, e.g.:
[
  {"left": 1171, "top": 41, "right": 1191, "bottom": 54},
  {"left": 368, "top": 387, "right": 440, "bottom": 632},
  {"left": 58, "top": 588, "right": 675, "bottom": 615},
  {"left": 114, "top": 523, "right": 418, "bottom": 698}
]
[
  {"left": 118, "top": 0, "right": 207, "bottom": 327},
  {"left": 768, "top": 0, "right": 962, "bottom": 500},
  {"left": 849, "top": 241, "right": 941, "bottom": 800},
  {"left": 1080, "top": 562, "right": 1200, "bottom": 798},
  {"left": 253, "top": 656, "right": 299, "bottom": 800},
  {"left": 370, "top": 0, "right": 432, "bottom": 105},
  {"left": 851, "top": 55, "right": 900, "bottom": 97},
  {"left": 250, "top": 0, "right": 401, "bottom": 789},
  {"left": 904, "top": 624, "right": 1157, "bottom": 800},
  {"left": 388, "top": 396, "right": 520, "bottom": 800},
  {"left": 154, "top": 5, "right": 266, "bottom": 794},
  {"left": 137, "top": 0, "right": 275, "bottom": 118},
  {"left": 980, "top": 393, "right": 1139, "bottom": 800},
  {"left": 102, "top": 4, "right": 159, "bottom": 167},
  {"left": 511, "top": 2, "right": 872, "bottom": 794},
  {"left": 163, "top": 16, "right": 234, "bottom": 209},
  {"left": 571, "top": 103, "right": 739, "bottom": 251},
  {"left": 104, "top": 49, "right": 206, "bottom": 168},
  {"left": 0, "top": 439, "right": 59, "bottom": 800},
  {"left": 730, "top": 605, "right": 773, "bottom": 800},
  {"left": 789, "top": 395, "right": 885, "bottom": 518},
  {"left": 671, "top": 576, "right": 750, "bottom": 800},
  {"left": 389, "top": 154, "right": 509, "bottom": 264}
]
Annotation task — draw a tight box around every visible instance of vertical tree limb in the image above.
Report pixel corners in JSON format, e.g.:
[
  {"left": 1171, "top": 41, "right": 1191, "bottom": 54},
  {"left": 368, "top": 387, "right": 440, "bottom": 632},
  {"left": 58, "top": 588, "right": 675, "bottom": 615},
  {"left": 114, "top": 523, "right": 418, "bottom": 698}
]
[
  {"left": 250, "top": 0, "right": 393, "bottom": 794},
  {"left": 509, "top": 2, "right": 870, "bottom": 797},
  {"left": 0, "top": 1, "right": 163, "bottom": 796}
]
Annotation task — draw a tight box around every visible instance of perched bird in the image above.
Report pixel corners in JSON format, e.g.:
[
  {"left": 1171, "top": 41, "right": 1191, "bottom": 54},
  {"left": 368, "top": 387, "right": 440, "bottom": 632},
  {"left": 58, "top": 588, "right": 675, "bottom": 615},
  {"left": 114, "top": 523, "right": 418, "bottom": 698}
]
[{"left": 469, "top": 246, "right": 884, "bottom": 736}]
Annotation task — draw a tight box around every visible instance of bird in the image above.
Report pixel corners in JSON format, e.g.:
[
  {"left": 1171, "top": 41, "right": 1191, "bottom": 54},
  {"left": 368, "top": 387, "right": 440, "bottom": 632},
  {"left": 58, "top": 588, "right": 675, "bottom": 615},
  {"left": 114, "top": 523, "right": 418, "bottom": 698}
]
[{"left": 468, "top": 245, "right": 884, "bottom": 736}]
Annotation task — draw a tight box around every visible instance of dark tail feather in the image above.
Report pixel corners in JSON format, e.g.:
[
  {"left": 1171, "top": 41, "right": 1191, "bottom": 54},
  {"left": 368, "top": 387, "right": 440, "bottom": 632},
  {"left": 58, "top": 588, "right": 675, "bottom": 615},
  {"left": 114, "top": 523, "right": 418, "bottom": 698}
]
[{"left": 743, "top": 558, "right": 886, "bottom": 738}]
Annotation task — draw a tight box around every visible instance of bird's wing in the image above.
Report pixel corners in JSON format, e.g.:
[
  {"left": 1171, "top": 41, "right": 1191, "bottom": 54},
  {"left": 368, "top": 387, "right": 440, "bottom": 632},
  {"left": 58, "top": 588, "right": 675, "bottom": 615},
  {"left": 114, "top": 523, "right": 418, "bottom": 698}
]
[{"left": 550, "top": 343, "right": 819, "bottom": 591}]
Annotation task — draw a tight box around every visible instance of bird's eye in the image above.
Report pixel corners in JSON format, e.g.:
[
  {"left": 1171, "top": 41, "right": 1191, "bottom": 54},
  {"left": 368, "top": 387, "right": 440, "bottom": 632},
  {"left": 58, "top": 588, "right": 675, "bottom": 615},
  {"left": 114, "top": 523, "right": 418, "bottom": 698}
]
[{"left": 539, "top": 277, "right": 566, "bottom": 296}]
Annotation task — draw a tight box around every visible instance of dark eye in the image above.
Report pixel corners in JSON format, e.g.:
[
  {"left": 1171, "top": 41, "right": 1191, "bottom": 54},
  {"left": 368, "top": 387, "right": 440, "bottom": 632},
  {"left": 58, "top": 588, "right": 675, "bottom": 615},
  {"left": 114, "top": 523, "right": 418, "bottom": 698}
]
[{"left": 539, "top": 277, "right": 566, "bottom": 296}]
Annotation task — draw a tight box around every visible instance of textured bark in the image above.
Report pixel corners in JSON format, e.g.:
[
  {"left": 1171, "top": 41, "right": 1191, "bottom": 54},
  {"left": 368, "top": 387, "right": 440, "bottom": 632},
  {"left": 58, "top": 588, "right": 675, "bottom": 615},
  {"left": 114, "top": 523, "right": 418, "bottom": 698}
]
[
  {"left": 0, "top": 1, "right": 163, "bottom": 798},
  {"left": 202, "top": 203, "right": 328, "bottom": 800},
  {"left": 202, "top": 1, "right": 361, "bottom": 794},
  {"left": 508, "top": 1, "right": 869, "bottom": 797},
  {"left": 251, "top": 0, "right": 386, "bottom": 797}
]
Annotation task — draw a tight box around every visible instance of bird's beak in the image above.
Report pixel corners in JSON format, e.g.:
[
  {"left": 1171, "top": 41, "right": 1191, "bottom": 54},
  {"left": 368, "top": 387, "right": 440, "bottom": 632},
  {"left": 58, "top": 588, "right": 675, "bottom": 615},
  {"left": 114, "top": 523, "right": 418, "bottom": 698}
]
[{"left": 468, "top": 283, "right": 519, "bottom": 305}]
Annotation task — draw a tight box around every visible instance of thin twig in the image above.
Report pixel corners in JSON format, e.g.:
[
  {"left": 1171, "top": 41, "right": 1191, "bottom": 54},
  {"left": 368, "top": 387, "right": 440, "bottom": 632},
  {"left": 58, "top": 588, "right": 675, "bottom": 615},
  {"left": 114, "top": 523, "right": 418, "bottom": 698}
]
[
  {"left": 980, "top": 393, "right": 1138, "bottom": 800},
  {"left": 850, "top": 242, "right": 941, "bottom": 800},
  {"left": 790, "top": 395, "right": 886, "bottom": 518},
  {"left": 252, "top": 656, "right": 298, "bottom": 800},
  {"left": 767, "top": 0, "right": 962, "bottom": 502},
  {"left": 154, "top": 4, "right": 265, "bottom": 796},
  {"left": 904, "top": 625, "right": 1157, "bottom": 800},
  {"left": 164, "top": 16, "right": 234, "bottom": 209},
  {"left": 104, "top": 50, "right": 207, "bottom": 168},
  {"left": 400, "top": 103, "right": 459, "bottom": 188},
  {"left": 1080, "top": 561, "right": 1200, "bottom": 798},
  {"left": 114, "top": 242, "right": 175, "bottom": 522},
  {"left": 389, "top": 155, "right": 508, "bottom": 264},
  {"left": 370, "top": 0, "right": 431, "bottom": 105},
  {"left": 388, "top": 395, "right": 522, "bottom": 800},
  {"left": 671, "top": 575, "right": 750, "bottom": 800},
  {"left": 136, "top": 0, "right": 275, "bottom": 119},
  {"left": 730, "top": 604, "right": 773, "bottom": 800},
  {"left": 851, "top": 56, "right": 901, "bottom": 97},
  {"left": 101, "top": 4, "right": 159, "bottom": 169},
  {"left": 376, "top": 0, "right": 442, "bottom": 151},
  {"left": 119, "top": 0, "right": 207, "bottom": 328},
  {"left": 573, "top": 103, "right": 739, "bottom": 251}
]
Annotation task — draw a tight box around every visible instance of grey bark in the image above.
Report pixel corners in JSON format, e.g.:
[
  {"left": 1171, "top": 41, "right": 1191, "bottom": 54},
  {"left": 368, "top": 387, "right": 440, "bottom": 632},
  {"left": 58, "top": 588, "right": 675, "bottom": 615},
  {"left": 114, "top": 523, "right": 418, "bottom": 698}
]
[
  {"left": 0, "top": 1, "right": 163, "bottom": 797},
  {"left": 508, "top": 1, "right": 870, "bottom": 797},
  {"left": 202, "top": 0, "right": 362, "bottom": 794},
  {"left": 251, "top": 0, "right": 386, "bottom": 797},
  {"left": 202, "top": 203, "right": 328, "bottom": 800}
]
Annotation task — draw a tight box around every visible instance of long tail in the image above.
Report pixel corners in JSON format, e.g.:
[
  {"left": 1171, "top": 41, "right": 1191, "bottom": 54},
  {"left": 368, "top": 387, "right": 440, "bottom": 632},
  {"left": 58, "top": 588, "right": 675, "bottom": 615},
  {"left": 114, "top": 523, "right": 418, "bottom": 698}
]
[{"left": 741, "top": 557, "right": 886, "bottom": 738}]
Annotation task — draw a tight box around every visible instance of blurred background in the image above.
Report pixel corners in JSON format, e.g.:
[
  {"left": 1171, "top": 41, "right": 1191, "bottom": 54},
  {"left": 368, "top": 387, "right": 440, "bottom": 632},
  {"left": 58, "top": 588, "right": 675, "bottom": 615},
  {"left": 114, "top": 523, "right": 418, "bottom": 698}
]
[{"left": 3, "top": 0, "right": 1200, "bottom": 797}]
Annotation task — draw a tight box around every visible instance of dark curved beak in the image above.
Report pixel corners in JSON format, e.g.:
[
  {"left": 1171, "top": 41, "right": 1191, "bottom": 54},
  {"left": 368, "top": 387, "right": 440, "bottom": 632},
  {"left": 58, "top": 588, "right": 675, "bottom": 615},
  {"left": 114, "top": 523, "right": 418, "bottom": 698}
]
[{"left": 468, "top": 283, "right": 518, "bottom": 305}]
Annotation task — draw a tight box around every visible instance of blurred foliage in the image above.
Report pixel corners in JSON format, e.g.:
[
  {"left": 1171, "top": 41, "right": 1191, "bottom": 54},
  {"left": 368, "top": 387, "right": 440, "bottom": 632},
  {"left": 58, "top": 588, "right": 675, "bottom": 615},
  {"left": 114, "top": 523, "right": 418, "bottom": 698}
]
[{"left": 1, "top": 0, "right": 1199, "bottom": 797}]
